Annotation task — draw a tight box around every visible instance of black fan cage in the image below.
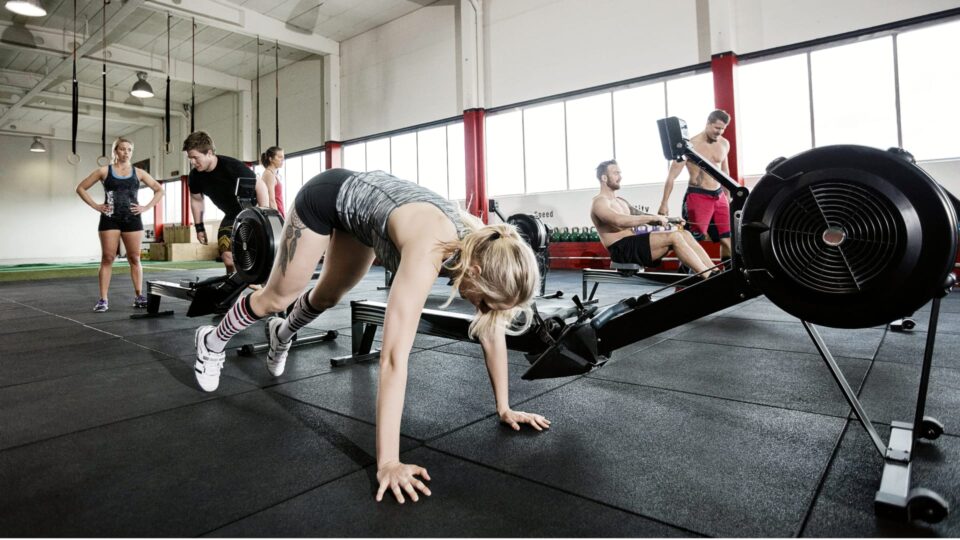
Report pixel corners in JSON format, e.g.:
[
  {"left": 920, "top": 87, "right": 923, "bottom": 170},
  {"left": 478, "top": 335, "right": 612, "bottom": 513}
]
[
  {"left": 233, "top": 219, "right": 261, "bottom": 274},
  {"left": 770, "top": 181, "right": 905, "bottom": 294}
]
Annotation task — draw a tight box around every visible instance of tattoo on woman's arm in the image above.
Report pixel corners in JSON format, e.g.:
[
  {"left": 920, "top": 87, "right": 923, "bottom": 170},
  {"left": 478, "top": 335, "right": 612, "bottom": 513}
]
[{"left": 279, "top": 212, "right": 306, "bottom": 276}]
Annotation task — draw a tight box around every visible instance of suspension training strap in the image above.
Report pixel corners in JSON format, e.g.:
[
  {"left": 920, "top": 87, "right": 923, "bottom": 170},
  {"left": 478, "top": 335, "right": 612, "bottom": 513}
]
[
  {"left": 101, "top": 0, "right": 108, "bottom": 159},
  {"left": 165, "top": 12, "right": 171, "bottom": 153},
  {"left": 191, "top": 17, "right": 195, "bottom": 133},
  {"left": 256, "top": 37, "right": 261, "bottom": 153},
  {"left": 275, "top": 40, "right": 279, "bottom": 146},
  {"left": 71, "top": 0, "right": 78, "bottom": 157}
]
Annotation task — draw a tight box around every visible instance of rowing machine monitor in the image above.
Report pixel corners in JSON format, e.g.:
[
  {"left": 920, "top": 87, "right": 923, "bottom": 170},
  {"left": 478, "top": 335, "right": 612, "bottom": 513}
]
[
  {"left": 236, "top": 176, "right": 259, "bottom": 209},
  {"left": 657, "top": 116, "right": 689, "bottom": 161}
]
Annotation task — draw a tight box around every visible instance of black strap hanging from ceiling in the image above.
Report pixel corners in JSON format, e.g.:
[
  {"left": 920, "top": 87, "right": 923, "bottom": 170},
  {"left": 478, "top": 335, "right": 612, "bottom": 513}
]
[
  {"left": 165, "top": 12, "right": 171, "bottom": 153},
  {"left": 256, "top": 36, "right": 261, "bottom": 153},
  {"left": 99, "top": 0, "right": 109, "bottom": 165},
  {"left": 191, "top": 17, "right": 195, "bottom": 133},
  {"left": 275, "top": 40, "right": 279, "bottom": 146},
  {"left": 70, "top": 0, "right": 79, "bottom": 162}
]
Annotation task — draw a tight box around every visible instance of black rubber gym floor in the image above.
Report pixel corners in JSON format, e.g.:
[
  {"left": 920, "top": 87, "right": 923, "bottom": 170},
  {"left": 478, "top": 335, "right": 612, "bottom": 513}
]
[{"left": 1, "top": 267, "right": 958, "bottom": 537}]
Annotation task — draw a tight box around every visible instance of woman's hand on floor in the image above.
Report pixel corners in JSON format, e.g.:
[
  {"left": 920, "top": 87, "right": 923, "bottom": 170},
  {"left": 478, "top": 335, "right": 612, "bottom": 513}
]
[{"left": 376, "top": 461, "right": 432, "bottom": 503}]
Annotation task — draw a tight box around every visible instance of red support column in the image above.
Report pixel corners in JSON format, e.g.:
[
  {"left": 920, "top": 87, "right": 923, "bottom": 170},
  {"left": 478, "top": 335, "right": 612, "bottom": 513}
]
[
  {"left": 463, "top": 108, "right": 488, "bottom": 223},
  {"left": 325, "top": 141, "right": 343, "bottom": 170},
  {"left": 180, "top": 175, "right": 191, "bottom": 227},
  {"left": 711, "top": 52, "right": 741, "bottom": 185},
  {"left": 153, "top": 201, "right": 163, "bottom": 241}
]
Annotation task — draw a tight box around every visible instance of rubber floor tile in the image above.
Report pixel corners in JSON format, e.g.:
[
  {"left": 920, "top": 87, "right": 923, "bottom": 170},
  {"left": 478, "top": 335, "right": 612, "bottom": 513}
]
[
  {"left": 207, "top": 447, "right": 694, "bottom": 538},
  {"left": 592, "top": 339, "right": 870, "bottom": 417},
  {"left": 0, "top": 391, "right": 415, "bottom": 536},
  {"left": 430, "top": 377, "right": 845, "bottom": 537}
]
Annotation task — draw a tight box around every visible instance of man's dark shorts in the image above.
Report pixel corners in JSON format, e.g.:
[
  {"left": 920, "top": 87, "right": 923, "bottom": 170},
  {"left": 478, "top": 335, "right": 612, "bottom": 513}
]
[
  {"left": 217, "top": 216, "right": 235, "bottom": 255},
  {"left": 607, "top": 233, "right": 661, "bottom": 267}
]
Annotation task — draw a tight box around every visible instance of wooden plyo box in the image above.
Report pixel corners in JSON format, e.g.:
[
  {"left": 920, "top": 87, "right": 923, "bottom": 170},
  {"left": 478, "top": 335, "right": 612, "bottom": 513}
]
[{"left": 167, "top": 242, "right": 219, "bottom": 262}]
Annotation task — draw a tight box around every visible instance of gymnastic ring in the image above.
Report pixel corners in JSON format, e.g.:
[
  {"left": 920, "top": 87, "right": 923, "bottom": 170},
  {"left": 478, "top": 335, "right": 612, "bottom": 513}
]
[
  {"left": 96, "top": 155, "right": 110, "bottom": 167},
  {"left": 66, "top": 153, "right": 81, "bottom": 165}
]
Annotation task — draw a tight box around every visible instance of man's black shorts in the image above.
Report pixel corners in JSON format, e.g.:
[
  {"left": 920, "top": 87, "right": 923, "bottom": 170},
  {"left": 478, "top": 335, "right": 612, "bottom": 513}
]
[
  {"left": 217, "top": 216, "right": 236, "bottom": 254},
  {"left": 607, "top": 233, "right": 661, "bottom": 267}
]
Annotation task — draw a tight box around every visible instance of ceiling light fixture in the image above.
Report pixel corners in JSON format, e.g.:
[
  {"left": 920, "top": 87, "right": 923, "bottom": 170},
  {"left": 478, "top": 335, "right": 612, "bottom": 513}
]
[
  {"left": 5, "top": 0, "right": 46, "bottom": 17},
  {"left": 29, "top": 136, "right": 46, "bottom": 152},
  {"left": 130, "top": 71, "right": 154, "bottom": 98}
]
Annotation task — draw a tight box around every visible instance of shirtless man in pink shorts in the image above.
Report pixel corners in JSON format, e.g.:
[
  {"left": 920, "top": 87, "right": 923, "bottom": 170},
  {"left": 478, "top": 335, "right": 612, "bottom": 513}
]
[{"left": 658, "top": 110, "right": 732, "bottom": 260}]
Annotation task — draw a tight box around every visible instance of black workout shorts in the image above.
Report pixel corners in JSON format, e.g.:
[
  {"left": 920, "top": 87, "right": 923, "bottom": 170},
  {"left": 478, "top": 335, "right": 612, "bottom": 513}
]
[
  {"left": 294, "top": 168, "right": 353, "bottom": 235},
  {"left": 217, "top": 216, "right": 236, "bottom": 254},
  {"left": 607, "top": 233, "right": 661, "bottom": 267},
  {"left": 98, "top": 213, "right": 143, "bottom": 233}
]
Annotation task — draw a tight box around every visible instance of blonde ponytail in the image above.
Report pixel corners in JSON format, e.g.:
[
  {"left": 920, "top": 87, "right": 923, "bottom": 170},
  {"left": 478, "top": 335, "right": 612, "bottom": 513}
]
[{"left": 442, "top": 210, "right": 540, "bottom": 339}]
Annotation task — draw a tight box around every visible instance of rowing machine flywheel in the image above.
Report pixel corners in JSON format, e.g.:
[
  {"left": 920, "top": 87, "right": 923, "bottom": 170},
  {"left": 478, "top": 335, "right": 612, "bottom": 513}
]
[
  {"left": 231, "top": 207, "right": 284, "bottom": 285},
  {"left": 508, "top": 213, "right": 549, "bottom": 252},
  {"left": 508, "top": 213, "right": 550, "bottom": 291},
  {"left": 740, "top": 145, "right": 957, "bottom": 328}
]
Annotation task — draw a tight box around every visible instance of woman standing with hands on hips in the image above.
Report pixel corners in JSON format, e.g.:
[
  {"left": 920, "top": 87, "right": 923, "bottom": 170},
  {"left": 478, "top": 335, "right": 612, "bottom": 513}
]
[{"left": 76, "top": 137, "right": 164, "bottom": 312}]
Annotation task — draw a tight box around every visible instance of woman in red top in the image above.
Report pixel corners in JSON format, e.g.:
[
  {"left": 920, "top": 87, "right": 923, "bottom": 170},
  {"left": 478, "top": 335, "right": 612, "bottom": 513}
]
[{"left": 260, "top": 146, "right": 285, "bottom": 217}]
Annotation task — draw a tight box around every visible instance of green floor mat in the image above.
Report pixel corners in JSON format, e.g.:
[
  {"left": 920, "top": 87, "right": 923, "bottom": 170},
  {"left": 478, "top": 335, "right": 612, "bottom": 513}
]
[{"left": 0, "top": 260, "right": 223, "bottom": 282}]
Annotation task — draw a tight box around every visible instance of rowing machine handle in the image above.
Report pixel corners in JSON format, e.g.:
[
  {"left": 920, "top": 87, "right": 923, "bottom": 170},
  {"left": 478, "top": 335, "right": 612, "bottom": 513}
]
[{"left": 488, "top": 199, "right": 508, "bottom": 222}]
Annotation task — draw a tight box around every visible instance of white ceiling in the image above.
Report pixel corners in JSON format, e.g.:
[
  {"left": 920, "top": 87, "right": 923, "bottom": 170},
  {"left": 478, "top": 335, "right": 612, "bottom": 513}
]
[{"left": 0, "top": 0, "right": 433, "bottom": 141}]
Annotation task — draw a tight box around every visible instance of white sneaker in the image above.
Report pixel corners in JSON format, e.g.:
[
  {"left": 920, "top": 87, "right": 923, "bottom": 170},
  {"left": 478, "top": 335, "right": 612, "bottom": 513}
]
[
  {"left": 194, "top": 325, "right": 226, "bottom": 392},
  {"left": 265, "top": 316, "right": 292, "bottom": 377}
]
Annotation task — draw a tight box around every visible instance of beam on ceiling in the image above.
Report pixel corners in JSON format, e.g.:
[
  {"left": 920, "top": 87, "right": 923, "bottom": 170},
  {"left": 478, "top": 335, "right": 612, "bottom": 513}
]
[
  {"left": 0, "top": 20, "right": 250, "bottom": 92},
  {"left": 0, "top": 71, "right": 187, "bottom": 117},
  {"left": 0, "top": 127, "right": 103, "bottom": 144},
  {"left": 0, "top": 99, "right": 159, "bottom": 127},
  {"left": 143, "top": 0, "right": 339, "bottom": 56},
  {"left": 0, "top": 0, "right": 146, "bottom": 127}
]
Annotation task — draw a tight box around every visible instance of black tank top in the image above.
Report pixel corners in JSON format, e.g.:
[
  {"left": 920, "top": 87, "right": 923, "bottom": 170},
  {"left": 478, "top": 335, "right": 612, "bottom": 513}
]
[{"left": 104, "top": 165, "right": 140, "bottom": 218}]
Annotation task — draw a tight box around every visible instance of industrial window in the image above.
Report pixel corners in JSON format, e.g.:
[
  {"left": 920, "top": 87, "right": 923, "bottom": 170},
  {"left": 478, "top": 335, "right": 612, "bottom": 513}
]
[
  {"left": 737, "top": 53, "right": 812, "bottom": 175},
  {"left": 898, "top": 19, "right": 960, "bottom": 160},
  {"left": 485, "top": 109, "right": 525, "bottom": 197},
  {"left": 566, "top": 93, "right": 614, "bottom": 191},
  {"left": 523, "top": 102, "right": 567, "bottom": 194},
  {"left": 613, "top": 82, "right": 668, "bottom": 185},
  {"left": 811, "top": 37, "right": 898, "bottom": 150},
  {"left": 417, "top": 126, "right": 449, "bottom": 198}
]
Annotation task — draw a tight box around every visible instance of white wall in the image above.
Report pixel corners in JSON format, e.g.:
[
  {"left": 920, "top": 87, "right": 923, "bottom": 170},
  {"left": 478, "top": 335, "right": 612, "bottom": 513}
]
[
  {"left": 255, "top": 57, "right": 325, "bottom": 155},
  {"left": 194, "top": 92, "right": 241, "bottom": 160},
  {"left": 732, "top": 0, "right": 960, "bottom": 54},
  {"left": 484, "top": 0, "right": 702, "bottom": 108},
  {"left": 340, "top": 0, "right": 459, "bottom": 139},
  {"left": 0, "top": 136, "right": 108, "bottom": 263}
]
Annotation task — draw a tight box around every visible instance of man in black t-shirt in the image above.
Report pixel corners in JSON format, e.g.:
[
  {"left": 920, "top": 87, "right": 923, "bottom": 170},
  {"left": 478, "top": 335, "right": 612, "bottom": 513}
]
[{"left": 183, "top": 131, "right": 268, "bottom": 273}]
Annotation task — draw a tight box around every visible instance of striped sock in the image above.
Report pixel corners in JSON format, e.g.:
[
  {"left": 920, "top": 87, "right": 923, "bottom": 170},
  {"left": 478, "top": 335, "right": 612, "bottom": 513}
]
[
  {"left": 206, "top": 295, "right": 262, "bottom": 352},
  {"left": 277, "top": 291, "right": 324, "bottom": 342}
]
